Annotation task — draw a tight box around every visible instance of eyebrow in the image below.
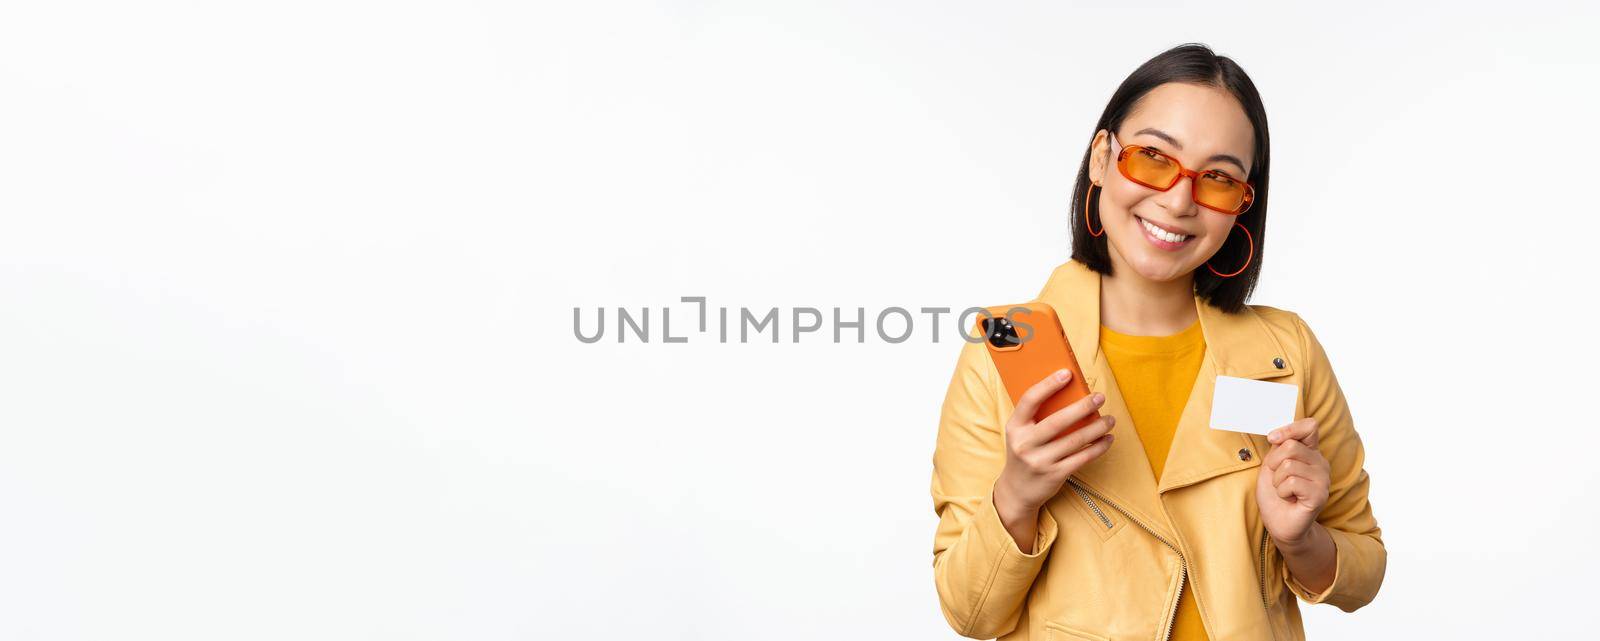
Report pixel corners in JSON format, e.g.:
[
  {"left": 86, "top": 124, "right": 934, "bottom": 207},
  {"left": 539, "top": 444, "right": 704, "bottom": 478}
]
[{"left": 1132, "top": 127, "right": 1248, "bottom": 175}]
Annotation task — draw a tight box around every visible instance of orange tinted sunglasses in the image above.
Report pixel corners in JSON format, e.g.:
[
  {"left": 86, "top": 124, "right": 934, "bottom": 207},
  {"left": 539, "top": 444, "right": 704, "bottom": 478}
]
[{"left": 1108, "top": 131, "right": 1255, "bottom": 215}]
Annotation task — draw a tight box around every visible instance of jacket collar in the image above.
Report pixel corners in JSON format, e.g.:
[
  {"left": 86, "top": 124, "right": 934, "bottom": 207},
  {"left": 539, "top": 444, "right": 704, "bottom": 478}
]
[
  {"left": 1038, "top": 258, "right": 1294, "bottom": 382},
  {"left": 1034, "top": 259, "right": 1295, "bottom": 539}
]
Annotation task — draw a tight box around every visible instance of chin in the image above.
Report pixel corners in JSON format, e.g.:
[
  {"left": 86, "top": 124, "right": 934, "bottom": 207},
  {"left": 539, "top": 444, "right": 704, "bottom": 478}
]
[
  {"left": 1128, "top": 255, "right": 1191, "bottom": 283},
  {"left": 1114, "top": 239, "right": 1195, "bottom": 283}
]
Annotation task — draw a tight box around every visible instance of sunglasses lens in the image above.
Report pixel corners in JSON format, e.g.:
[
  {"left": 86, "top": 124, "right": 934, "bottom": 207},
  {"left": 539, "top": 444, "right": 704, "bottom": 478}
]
[
  {"left": 1195, "top": 172, "right": 1249, "bottom": 213},
  {"left": 1121, "top": 147, "right": 1179, "bottom": 188}
]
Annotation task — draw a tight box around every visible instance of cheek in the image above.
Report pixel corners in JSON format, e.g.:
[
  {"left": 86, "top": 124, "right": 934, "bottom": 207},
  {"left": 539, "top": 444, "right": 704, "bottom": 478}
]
[
  {"left": 1200, "top": 217, "right": 1237, "bottom": 247},
  {"left": 1101, "top": 180, "right": 1148, "bottom": 217}
]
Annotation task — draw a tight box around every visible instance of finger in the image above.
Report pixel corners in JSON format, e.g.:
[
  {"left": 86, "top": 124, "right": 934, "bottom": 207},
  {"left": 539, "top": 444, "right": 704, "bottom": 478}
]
[
  {"left": 1269, "top": 442, "right": 1327, "bottom": 473},
  {"left": 1300, "top": 419, "right": 1319, "bottom": 449},
  {"left": 1274, "top": 475, "right": 1323, "bottom": 500},
  {"left": 1032, "top": 391, "right": 1107, "bottom": 443},
  {"left": 1038, "top": 415, "right": 1114, "bottom": 462},
  {"left": 1266, "top": 417, "right": 1307, "bottom": 445},
  {"left": 1272, "top": 459, "right": 1330, "bottom": 488},
  {"left": 1055, "top": 432, "right": 1114, "bottom": 472},
  {"left": 1013, "top": 369, "right": 1072, "bottom": 426},
  {"left": 1264, "top": 439, "right": 1309, "bottom": 471},
  {"left": 1276, "top": 475, "right": 1315, "bottom": 502},
  {"left": 1268, "top": 417, "right": 1318, "bottom": 448},
  {"left": 1272, "top": 459, "right": 1306, "bottom": 487},
  {"left": 1278, "top": 476, "right": 1324, "bottom": 506}
]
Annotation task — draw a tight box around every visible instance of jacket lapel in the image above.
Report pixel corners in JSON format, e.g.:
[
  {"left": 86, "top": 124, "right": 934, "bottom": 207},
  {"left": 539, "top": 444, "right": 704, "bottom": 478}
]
[
  {"left": 1158, "top": 297, "right": 1295, "bottom": 493},
  {"left": 1033, "top": 260, "right": 1297, "bottom": 538}
]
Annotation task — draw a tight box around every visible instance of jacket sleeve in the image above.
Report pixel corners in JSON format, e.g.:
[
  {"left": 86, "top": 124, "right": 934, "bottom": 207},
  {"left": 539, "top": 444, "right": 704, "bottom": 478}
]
[
  {"left": 1280, "top": 313, "right": 1387, "bottom": 611},
  {"left": 930, "top": 339, "right": 1058, "bottom": 639}
]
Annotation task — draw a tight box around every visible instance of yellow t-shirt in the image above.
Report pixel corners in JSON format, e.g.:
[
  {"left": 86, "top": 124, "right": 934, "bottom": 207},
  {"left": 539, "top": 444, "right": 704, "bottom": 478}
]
[{"left": 1099, "top": 318, "right": 1209, "bottom": 641}]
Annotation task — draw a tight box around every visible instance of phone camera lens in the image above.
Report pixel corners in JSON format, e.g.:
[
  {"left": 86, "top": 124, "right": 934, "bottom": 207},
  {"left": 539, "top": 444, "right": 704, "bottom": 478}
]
[{"left": 983, "top": 318, "right": 1021, "bottom": 349}]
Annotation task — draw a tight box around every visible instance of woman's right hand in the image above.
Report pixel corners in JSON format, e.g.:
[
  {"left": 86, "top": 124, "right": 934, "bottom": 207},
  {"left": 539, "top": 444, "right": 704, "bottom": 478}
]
[{"left": 993, "top": 369, "right": 1115, "bottom": 550}]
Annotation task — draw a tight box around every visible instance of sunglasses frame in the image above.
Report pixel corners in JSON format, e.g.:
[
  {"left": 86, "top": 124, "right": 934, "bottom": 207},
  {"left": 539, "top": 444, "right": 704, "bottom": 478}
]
[{"left": 1107, "top": 131, "right": 1255, "bottom": 215}]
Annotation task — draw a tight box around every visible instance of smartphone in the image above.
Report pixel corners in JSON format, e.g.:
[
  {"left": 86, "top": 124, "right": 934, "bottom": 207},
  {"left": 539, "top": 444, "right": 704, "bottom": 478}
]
[{"left": 976, "top": 303, "right": 1099, "bottom": 435}]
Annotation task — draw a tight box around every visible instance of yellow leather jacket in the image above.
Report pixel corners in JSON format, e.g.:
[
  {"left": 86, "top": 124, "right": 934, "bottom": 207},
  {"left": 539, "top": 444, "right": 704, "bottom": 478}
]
[{"left": 930, "top": 259, "right": 1385, "bottom": 640}]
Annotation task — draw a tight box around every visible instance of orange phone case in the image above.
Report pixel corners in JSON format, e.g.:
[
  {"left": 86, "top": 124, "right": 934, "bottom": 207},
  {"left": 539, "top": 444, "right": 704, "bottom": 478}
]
[{"left": 976, "top": 303, "right": 1099, "bottom": 436}]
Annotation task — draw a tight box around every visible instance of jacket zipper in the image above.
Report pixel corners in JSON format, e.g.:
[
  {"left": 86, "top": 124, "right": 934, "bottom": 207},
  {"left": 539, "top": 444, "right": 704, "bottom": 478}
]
[
  {"left": 1066, "top": 479, "right": 1185, "bottom": 641},
  {"left": 1257, "top": 528, "right": 1271, "bottom": 608},
  {"left": 1254, "top": 524, "right": 1280, "bottom": 639},
  {"left": 1257, "top": 527, "right": 1277, "bottom": 641},
  {"left": 1069, "top": 483, "right": 1113, "bottom": 529}
]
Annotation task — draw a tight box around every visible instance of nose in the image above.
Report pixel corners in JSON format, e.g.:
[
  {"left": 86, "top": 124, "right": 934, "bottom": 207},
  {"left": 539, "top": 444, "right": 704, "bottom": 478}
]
[{"left": 1154, "top": 174, "right": 1199, "bottom": 217}]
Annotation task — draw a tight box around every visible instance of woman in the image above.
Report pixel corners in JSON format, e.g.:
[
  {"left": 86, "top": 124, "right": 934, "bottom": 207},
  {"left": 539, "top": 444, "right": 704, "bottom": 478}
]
[{"left": 929, "top": 44, "right": 1385, "bottom": 641}]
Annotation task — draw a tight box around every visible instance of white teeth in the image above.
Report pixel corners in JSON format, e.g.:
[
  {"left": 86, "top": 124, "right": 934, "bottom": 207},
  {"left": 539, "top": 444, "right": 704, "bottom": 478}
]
[{"left": 1140, "top": 217, "right": 1189, "bottom": 243}]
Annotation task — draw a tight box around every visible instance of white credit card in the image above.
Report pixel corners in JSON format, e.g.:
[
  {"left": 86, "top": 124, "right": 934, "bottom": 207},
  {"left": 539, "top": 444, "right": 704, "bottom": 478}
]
[{"left": 1210, "top": 375, "right": 1298, "bottom": 436}]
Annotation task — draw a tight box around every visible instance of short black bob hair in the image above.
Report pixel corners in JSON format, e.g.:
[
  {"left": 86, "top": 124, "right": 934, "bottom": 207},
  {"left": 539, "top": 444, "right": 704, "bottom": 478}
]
[{"left": 1069, "top": 43, "right": 1271, "bottom": 314}]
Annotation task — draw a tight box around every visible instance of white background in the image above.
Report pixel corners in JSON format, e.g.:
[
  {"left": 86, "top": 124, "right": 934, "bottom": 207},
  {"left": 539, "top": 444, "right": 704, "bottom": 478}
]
[{"left": 2, "top": 1, "right": 1596, "bottom": 639}]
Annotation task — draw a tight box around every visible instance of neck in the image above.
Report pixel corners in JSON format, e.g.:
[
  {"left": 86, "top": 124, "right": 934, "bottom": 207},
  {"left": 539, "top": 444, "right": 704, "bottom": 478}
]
[{"left": 1100, "top": 257, "right": 1198, "bottom": 336}]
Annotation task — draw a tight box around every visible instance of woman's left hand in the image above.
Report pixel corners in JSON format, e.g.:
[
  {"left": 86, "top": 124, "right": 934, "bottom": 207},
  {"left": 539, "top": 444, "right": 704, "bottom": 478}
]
[{"left": 1255, "top": 417, "right": 1330, "bottom": 546}]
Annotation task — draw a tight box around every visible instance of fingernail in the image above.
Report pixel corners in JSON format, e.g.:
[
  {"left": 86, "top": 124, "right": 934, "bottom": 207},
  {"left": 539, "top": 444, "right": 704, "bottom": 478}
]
[
  {"left": 1093, "top": 393, "right": 1105, "bottom": 405},
  {"left": 1268, "top": 430, "right": 1282, "bottom": 444},
  {"left": 1106, "top": 416, "right": 1116, "bottom": 426},
  {"left": 1053, "top": 369, "right": 1070, "bottom": 382}
]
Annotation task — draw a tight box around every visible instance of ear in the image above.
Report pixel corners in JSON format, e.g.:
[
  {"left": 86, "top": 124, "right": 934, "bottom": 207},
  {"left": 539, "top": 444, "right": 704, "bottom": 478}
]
[{"left": 1087, "top": 129, "right": 1110, "bottom": 185}]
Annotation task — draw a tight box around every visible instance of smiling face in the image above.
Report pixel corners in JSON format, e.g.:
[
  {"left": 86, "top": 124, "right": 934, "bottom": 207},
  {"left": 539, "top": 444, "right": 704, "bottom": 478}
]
[{"left": 1087, "top": 82, "right": 1257, "bottom": 284}]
